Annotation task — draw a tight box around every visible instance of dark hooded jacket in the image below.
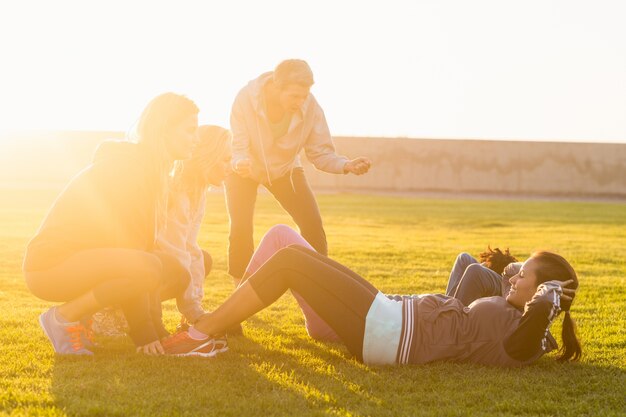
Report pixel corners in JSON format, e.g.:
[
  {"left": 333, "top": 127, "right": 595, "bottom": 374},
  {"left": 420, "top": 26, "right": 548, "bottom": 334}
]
[{"left": 23, "top": 140, "right": 158, "bottom": 272}]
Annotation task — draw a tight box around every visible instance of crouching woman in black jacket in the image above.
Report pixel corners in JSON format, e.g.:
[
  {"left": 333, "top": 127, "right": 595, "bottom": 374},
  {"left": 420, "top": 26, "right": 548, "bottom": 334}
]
[{"left": 23, "top": 93, "right": 199, "bottom": 355}]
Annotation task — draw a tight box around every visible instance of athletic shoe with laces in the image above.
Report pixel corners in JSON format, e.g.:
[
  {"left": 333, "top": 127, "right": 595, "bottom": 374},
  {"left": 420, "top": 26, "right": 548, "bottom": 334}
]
[
  {"left": 162, "top": 331, "right": 228, "bottom": 357},
  {"left": 176, "top": 314, "right": 242, "bottom": 337},
  {"left": 39, "top": 307, "right": 93, "bottom": 355},
  {"left": 80, "top": 317, "right": 100, "bottom": 348}
]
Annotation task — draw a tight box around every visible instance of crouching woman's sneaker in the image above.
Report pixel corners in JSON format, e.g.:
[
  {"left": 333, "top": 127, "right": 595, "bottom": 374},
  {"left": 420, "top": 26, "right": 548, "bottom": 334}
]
[
  {"left": 162, "top": 331, "right": 228, "bottom": 358},
  {"left": 39, "top": 307, "right": 93, "bottom": 355}
]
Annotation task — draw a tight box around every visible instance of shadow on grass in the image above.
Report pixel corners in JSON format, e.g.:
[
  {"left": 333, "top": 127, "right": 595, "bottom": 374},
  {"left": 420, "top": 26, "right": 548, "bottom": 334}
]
[
  {"left": 49, "top": 332, "right": 626, "bottom": 417},
  {"left": 49, "top": 334, "right": 385, "bottom": 417}
]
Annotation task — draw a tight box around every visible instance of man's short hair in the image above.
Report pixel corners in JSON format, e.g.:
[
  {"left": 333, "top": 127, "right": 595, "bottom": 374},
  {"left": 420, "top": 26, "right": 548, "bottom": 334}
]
[{"left": 273, "top": 59, "right": 314, "bottom": 88}]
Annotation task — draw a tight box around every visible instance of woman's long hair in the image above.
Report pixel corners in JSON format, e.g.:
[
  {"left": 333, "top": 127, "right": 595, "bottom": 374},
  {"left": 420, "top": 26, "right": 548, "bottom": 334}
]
[
  {"left": 531, "top": 251, "right": 582, "bottom": 362},
  {"left": 129, "top": 93, "right": 199, "bottom": 234}
]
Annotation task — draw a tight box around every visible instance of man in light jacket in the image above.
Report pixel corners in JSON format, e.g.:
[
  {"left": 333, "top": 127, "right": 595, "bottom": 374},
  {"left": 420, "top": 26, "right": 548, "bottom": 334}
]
[{"left": 226, "top": 59, "right": 371, "bottom": 280}]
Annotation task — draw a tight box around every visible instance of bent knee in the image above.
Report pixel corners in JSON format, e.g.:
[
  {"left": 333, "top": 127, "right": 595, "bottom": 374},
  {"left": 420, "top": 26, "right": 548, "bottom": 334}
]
[
  {"left": 271, "top": 246, "right": 307, "bottom": 265},
  {"left": 158, "top": 254, "right": 192, "bottom": 288},
  {"left": 134, "top": 254, "right": 163, "bottom": 290},
  {"left": 266, "top": 224, "right": 306, "bottom": 246},
  {"left": 456, "top": 252, "right": 475, "bottom": 264},
  {"left": 164, "top": 264, "right": 191, "bottom": 291},
  {"left": 23, "top": 272, "right": 61, "bottom": 302},
  {"left": 267, "top": 224, "right": 297, "bottom": 237},
  {"left": 464, "top": 262, "right": 487, "bottom": 276}
]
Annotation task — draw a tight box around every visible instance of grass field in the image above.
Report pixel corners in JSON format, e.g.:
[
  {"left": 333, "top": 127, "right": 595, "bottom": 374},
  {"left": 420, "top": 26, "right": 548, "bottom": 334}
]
[{"left": 1, "top": 187, "right": 625, "bottom": 416}]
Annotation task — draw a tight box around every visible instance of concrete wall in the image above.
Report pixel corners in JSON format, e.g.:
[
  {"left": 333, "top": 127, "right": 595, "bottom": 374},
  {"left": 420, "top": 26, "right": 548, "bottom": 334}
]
[
  {"left": 301, "top": 137, "right": 626, "bottom": 198},
  {"left": 1, "top": 132, "right": 625, "bottom": 198}
]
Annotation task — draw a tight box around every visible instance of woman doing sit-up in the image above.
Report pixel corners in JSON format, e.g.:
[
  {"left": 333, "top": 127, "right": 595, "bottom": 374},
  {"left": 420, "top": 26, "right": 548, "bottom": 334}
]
[{"left": 163, "top": 244, "right": 581, "bottom": 366}]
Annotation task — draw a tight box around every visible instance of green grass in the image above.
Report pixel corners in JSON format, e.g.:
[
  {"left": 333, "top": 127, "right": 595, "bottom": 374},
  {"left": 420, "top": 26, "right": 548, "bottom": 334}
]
[{"left": 1, "top": 187, "right": 625, "bottom": 417}]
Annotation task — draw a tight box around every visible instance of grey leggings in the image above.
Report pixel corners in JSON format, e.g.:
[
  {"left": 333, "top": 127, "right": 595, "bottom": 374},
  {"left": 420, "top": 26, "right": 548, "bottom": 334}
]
[{"left": 445, "top": 253, "right": 502, "bottom": 306}]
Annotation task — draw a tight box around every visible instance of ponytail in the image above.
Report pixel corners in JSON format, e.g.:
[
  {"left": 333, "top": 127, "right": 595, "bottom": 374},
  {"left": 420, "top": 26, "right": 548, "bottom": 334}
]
[
  {"left": 557, "top": 311, "right": 582, "bottom": 362},
  {"left": 531, "top": 251, "right": 583, "bottom": 363}
]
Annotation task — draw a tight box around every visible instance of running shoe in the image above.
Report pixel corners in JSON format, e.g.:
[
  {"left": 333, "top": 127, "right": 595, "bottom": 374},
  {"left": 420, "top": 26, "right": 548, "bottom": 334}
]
[
  {"left": 162, "top": 331, "right": 228, "bottom": 358},
  {"left": 39, "top": 307, "right": 93, "bottom": 355},
  {"left": 80, "top": 317, "right": 100, "bottom": 348}
]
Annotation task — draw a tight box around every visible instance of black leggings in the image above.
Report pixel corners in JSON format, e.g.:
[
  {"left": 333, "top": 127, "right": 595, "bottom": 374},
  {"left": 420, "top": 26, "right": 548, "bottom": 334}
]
[
  {"left": 225, "top": 168, "right": 328, "bottom": 280},
  {"left": 25, "top": 249, "right": 190, "bottom": 345},
  {"left": 247, "top": 245, "right": 378, "bottom": 361}
]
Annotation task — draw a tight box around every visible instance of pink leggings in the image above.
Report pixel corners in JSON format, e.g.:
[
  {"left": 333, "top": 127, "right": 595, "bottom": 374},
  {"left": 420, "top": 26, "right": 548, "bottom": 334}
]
[{"left": 243, "top": 225, "right": 340, "bottom": 342}]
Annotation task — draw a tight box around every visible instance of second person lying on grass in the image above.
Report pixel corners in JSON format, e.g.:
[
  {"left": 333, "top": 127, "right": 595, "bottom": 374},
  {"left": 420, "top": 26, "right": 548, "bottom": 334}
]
[
  {"left": 445, "top": 247, "right": 519, "bottom": 306},
  {"left": 163, "top": 243, "right": 582, "bottom": 366}
]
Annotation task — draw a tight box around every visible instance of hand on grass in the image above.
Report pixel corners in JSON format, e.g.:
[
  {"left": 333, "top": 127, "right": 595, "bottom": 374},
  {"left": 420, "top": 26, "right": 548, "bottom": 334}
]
[{"left": 136, "top": 340, "right": 164, "bottom": 355}]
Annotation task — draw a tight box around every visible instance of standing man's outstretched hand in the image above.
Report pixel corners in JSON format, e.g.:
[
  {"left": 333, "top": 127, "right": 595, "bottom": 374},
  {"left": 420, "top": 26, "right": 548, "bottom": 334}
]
[{"left": 343, "top": 157, "right": 372, "bottom": 175}]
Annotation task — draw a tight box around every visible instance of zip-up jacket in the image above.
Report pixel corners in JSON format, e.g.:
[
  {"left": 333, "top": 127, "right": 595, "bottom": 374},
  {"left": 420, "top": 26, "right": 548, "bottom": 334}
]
[
  {"left": 230, "top": 72, "right": 349, "bottom": 185},
  {"left": 389, "top": 281, "right": 562, "bottom": 366}
]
